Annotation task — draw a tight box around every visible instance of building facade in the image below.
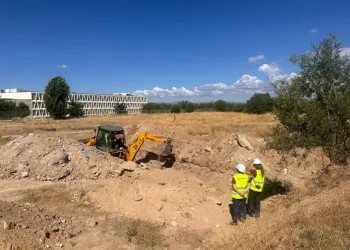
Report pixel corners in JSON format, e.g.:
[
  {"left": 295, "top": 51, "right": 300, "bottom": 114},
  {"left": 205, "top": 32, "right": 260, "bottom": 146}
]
[{"left": 0, "top": 90, "right": 147, "bottom": 118}]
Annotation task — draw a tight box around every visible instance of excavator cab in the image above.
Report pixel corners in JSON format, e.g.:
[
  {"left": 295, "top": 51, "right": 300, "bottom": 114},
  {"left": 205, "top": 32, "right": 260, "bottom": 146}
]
[{"left": 94, "top": 125, "right": 126, "bottom": 152}]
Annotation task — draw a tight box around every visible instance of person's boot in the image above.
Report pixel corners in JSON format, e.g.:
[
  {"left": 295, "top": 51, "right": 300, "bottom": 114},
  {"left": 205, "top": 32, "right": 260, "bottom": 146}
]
[
  {"left": 247, "top": 213, "right": 255, "bottom": 219},
  {"left": 230, "top": 221, "right": 238, "bottom": 226}
]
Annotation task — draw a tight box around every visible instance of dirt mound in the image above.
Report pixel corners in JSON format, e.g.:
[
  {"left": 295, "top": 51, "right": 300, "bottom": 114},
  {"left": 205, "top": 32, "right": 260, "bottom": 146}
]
[{"left": 0, "top": 133, "right": 125, "bottom": 181}]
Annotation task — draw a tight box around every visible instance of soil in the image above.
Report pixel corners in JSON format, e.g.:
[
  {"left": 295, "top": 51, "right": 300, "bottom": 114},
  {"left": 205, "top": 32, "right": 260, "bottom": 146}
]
[{"left": 0, "top": 115, "right": 347, "bottom": 250}]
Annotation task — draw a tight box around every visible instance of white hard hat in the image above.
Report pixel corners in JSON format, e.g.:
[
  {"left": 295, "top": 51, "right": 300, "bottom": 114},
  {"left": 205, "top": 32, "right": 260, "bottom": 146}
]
[
  {"left": 236, "top": 164, "right": 246, "bottom": 173},
  {"left": 253, "top": 159, "right": 262, "bottom": 165}
]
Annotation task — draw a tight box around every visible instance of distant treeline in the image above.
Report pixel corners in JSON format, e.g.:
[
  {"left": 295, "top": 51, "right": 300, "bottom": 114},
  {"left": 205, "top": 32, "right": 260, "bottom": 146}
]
[
  {"left": 0, "top": 99, "right": 31, "bottom": 119},
  {"left": 142, "top": 93, "right": 274, "bottom": 114}
]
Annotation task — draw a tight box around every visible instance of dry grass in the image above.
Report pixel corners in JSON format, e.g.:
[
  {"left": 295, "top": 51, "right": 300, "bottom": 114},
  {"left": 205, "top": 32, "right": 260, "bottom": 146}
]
[
  {"left": 206, "top": 182, "right": 350, "bottom": 250},
  {"left": 0, "top": 112, "right": 276, "bottom": 137}
]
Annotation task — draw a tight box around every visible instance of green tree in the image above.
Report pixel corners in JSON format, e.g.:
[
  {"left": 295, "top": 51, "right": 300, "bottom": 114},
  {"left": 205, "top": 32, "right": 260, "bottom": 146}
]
[
  {"left": 0, "top": 99, "right": 16, "bottom": 111},
  {"left": 43, "top": 76, "right": 70, "bottom": 119},
  {"left": 170, "top": 104, "right": 181, "bottom": 113},
  {"left": 16, "top": 102, "right": 31, "bottom": 117},
  {"left": 115, "top": 103, "right": 128, "bottom": 114},
  {"left": 267, "top": 34, "right": 350, "bottom": 164},
  {"left": 246, "top": 93, "right": 274, "bottom": 114},
  {"left": 68, "top": 101, "right": 85, "bottom": 118},
  {"left": 184, "top": 102, "right": 195, "bottom": 112},
  {"left": 214, "top": 100, "right": 227, "bottom": 112}
]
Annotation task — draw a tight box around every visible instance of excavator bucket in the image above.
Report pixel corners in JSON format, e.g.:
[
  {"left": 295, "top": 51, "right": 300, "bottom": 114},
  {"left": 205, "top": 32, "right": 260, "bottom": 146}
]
[{"left": 160, "top": 141, "right": 173, "bottom": 156}]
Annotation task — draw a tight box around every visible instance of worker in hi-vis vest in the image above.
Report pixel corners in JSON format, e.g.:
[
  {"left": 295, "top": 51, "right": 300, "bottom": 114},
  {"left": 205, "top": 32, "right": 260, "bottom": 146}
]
[
  {"left": 104, "top": 133, "right": 109, "bottom": 146},
  {"left": 231, "top": 164, "right": 250, "bottom": 225},
  {"left": 247, "top": 158, "right": 265, "bottom": 218}
]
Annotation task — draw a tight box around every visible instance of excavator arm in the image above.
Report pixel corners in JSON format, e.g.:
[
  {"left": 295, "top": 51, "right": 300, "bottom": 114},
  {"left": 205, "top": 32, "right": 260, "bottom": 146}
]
[{"left": 126, "top": 132, "right": 173, "bottom": 161}]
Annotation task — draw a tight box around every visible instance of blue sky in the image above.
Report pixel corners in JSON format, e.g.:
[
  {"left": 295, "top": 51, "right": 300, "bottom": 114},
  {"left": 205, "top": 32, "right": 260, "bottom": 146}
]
[{"left": 1, "top": 0, "right": 350, "bottom": 102}]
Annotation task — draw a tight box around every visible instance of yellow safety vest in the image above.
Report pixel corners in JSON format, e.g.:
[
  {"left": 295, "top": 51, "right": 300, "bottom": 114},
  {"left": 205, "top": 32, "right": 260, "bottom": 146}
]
[
  {"left": 104, "top": 133, "right": 109, "bottom": 145},
  {"left": 250, "top": 169, "right": 265, "bottom": 192},
  {"left": 232, "top": 173, "right": 249, "bottom": 199}
]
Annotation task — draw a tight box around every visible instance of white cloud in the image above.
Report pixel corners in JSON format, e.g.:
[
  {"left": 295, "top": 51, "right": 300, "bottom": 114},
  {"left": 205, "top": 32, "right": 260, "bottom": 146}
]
[
  {"left": 309, "top": 28, "right": 317, "bottom": 33},
  {"left": 340, "top": 48, "right": 350, "bottom": 57},
  {"left": 134, "top": 86, "right": 200, "bottom": 98},
  {"left": 57, "top": 64, "right": 68, "bottom": 69},
  {"left": 198, "top": 82, "right": 235, "bottom": 91},
  {"left": 258, "top": 62, "right": 297, "bottom": 84},
  {"left": 248, "top": 55, "right": 265, "bottom": 63},
  {"left": 133, "top": 74, "right": 268, "bottom": 98},
  {"left": 235, "top": 74, "right": 263, "bottom": 88},
  {"left": 259, "top": 63, "right": 280, "bottom": 74}
]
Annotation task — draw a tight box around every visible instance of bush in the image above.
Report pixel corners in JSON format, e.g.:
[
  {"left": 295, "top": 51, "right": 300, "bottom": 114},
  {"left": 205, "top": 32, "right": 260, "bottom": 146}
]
[
  {"left": 115, "top": 103, "right": 128, "bottom": 114},
  {"left": 68, "top": 101, "right": 84, "bottom": 118},
  {"left": 246, "top": 93, "right": 274, "bottom": 114},
  {"left": 16, "top": 102, "right": 31, "bottom": 117},
  {"left": 0, "top": 100, "right": 30, "bottom": 118},
  {"left": 43, "top": 76, "right": 70, "bottom": 119},
  {"left": 184, "top": 102, "right": 195, "bottom": 112},
  {"left": 170, "top": 104, "right": 181, "bottom": 113},
  {"left": 267, "top": 34, "right": 350, "bottom": 164},
  {"left": 214, "top": 100, "right": 227, "bottom": 112}
]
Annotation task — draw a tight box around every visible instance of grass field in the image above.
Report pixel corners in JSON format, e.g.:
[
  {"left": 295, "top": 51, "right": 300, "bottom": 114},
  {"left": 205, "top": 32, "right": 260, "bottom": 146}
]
[{"left": 0, "top": 112, "right": 276, "bottom": 137}]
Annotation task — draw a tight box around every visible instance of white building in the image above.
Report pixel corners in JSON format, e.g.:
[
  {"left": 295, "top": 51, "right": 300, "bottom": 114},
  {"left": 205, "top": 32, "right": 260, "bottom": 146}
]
[{"left": 0, "top": 89, "right": 147, "bottom": 118}]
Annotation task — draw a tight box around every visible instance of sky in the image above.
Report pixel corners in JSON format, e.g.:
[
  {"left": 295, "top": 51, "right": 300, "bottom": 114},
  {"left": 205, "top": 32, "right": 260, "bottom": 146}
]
[{"left": 1, "top": 0, "right": 350, "bottom": 102}]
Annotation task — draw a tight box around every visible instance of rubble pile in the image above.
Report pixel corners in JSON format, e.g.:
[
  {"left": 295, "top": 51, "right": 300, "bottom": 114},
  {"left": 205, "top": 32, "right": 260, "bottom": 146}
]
[
  {"left": 0, "top": 133, "right": 126, "bottom": 181},
  {"left": 0, "top": 200, "right": 81, "bottom": 249}
]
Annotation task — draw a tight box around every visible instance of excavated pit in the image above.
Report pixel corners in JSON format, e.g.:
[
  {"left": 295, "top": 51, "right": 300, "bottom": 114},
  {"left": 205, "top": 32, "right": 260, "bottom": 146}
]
[{"left": 261, "top": 178, "right": 292, "bottom": 200}]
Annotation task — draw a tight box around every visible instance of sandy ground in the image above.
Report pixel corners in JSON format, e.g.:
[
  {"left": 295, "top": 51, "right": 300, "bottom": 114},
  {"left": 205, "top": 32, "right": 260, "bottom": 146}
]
[{"left": 0, "top": 113, "right": 349, "bottom": 250}]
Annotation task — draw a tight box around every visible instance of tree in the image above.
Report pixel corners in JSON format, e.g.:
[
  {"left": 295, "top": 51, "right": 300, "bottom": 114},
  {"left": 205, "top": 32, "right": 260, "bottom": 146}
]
[
  {"left": 184, "top": 102, "right": 195, "bottom": 112},
  {"left": 16, "top": 102, "right": 31, "bottom": 117},
  {"left": 43, "top": 76, "right": 70, "bottom": 119},
  {"left": 246, "top": 93, "right": 274, "bottom": 114},
  {"left": 115, "top": 103, "right": 128, "bottom": 114},
  {"left": 68, "top": 101, "right": 85, "bottom": 118},
  {"left": 170, "top": 104, "right": 181, "bottom": 113},
  {"left": 214, "top": 100, "right": 227, "bottom": 112},
  {"left": 0, "top": 99, "right": 16, "bottom": 111},
  {"left": 267, "top": 34, "right": 350, "bottom": 164}
]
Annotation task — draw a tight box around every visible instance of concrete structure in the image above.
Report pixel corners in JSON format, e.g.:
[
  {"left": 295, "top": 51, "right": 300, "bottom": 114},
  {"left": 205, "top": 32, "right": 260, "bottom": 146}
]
[{"left": 0, "top": 89, "right": 147, "bottom": 118}]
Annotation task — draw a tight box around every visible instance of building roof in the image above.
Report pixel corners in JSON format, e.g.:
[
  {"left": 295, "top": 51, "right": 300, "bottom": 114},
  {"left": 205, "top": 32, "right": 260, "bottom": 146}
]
[{"left": 98, "top": 125, "right": 124, "bottom": 132}]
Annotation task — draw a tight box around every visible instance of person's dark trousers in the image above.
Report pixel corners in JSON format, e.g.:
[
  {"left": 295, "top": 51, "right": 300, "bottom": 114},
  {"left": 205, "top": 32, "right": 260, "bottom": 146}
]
[
  {"left": 248, "top": 189, "right": 262, "bottom": 217},
  {"left": 232, "top": 198, "right": 246, "bottom": 223}
]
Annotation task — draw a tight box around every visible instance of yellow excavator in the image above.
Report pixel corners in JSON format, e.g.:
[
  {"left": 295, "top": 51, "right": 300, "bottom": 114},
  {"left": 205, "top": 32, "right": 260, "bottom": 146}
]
[{"left": 85, "top": 125, "right": 173, "bottom": 162}]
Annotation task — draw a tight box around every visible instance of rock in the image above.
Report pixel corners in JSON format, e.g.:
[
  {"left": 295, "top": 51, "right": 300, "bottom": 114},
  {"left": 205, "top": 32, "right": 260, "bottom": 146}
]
[
  {"left": 282, "top": 168, "right": 289, "bottom": 174},
  {"left": 41, "top": 229, "right": 51, "bottom": 239},
  {"left": 17, "top": 163, "right": 27, "bottom": 170},
  {"left": 204, "top": 147, "right": 212, "bottom": 152},
  {"left": 170, "top": 221, "right": 178, "bottom": 227},
  {"left": 206, "top": 197, "right": 222, "bottom": 206},
  {"left": 21, "top": 171, "right": 29, "bottom": 178},
  {"left": 139, "top": 162, "right": 147, "bottom": 168},
  {"left": 40, "top": 149, "right": 69, "bottom": 166},
  {"left": 134, "top": 195, "right": 143, "bottom": 202},
  {"left": 3, "top": 221, "right": 15, "bottom": 230},
  {"left": 86, "top": 218, "right": 98, "bottom": 227},
  {"left": 55, "top": 243, "right": 64, "bottom": 248},
  {"left": 236, "top": 134, "right": 252, "bottom": 150},
  {"left": 121, "top": 161, "right": 138, "bottom": 172},
  {"left": 155, "top": 204, "right": 163, "bottom": 212},
  {"left": 21, "top": 224, "right": 29, "bottom": 229}
]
